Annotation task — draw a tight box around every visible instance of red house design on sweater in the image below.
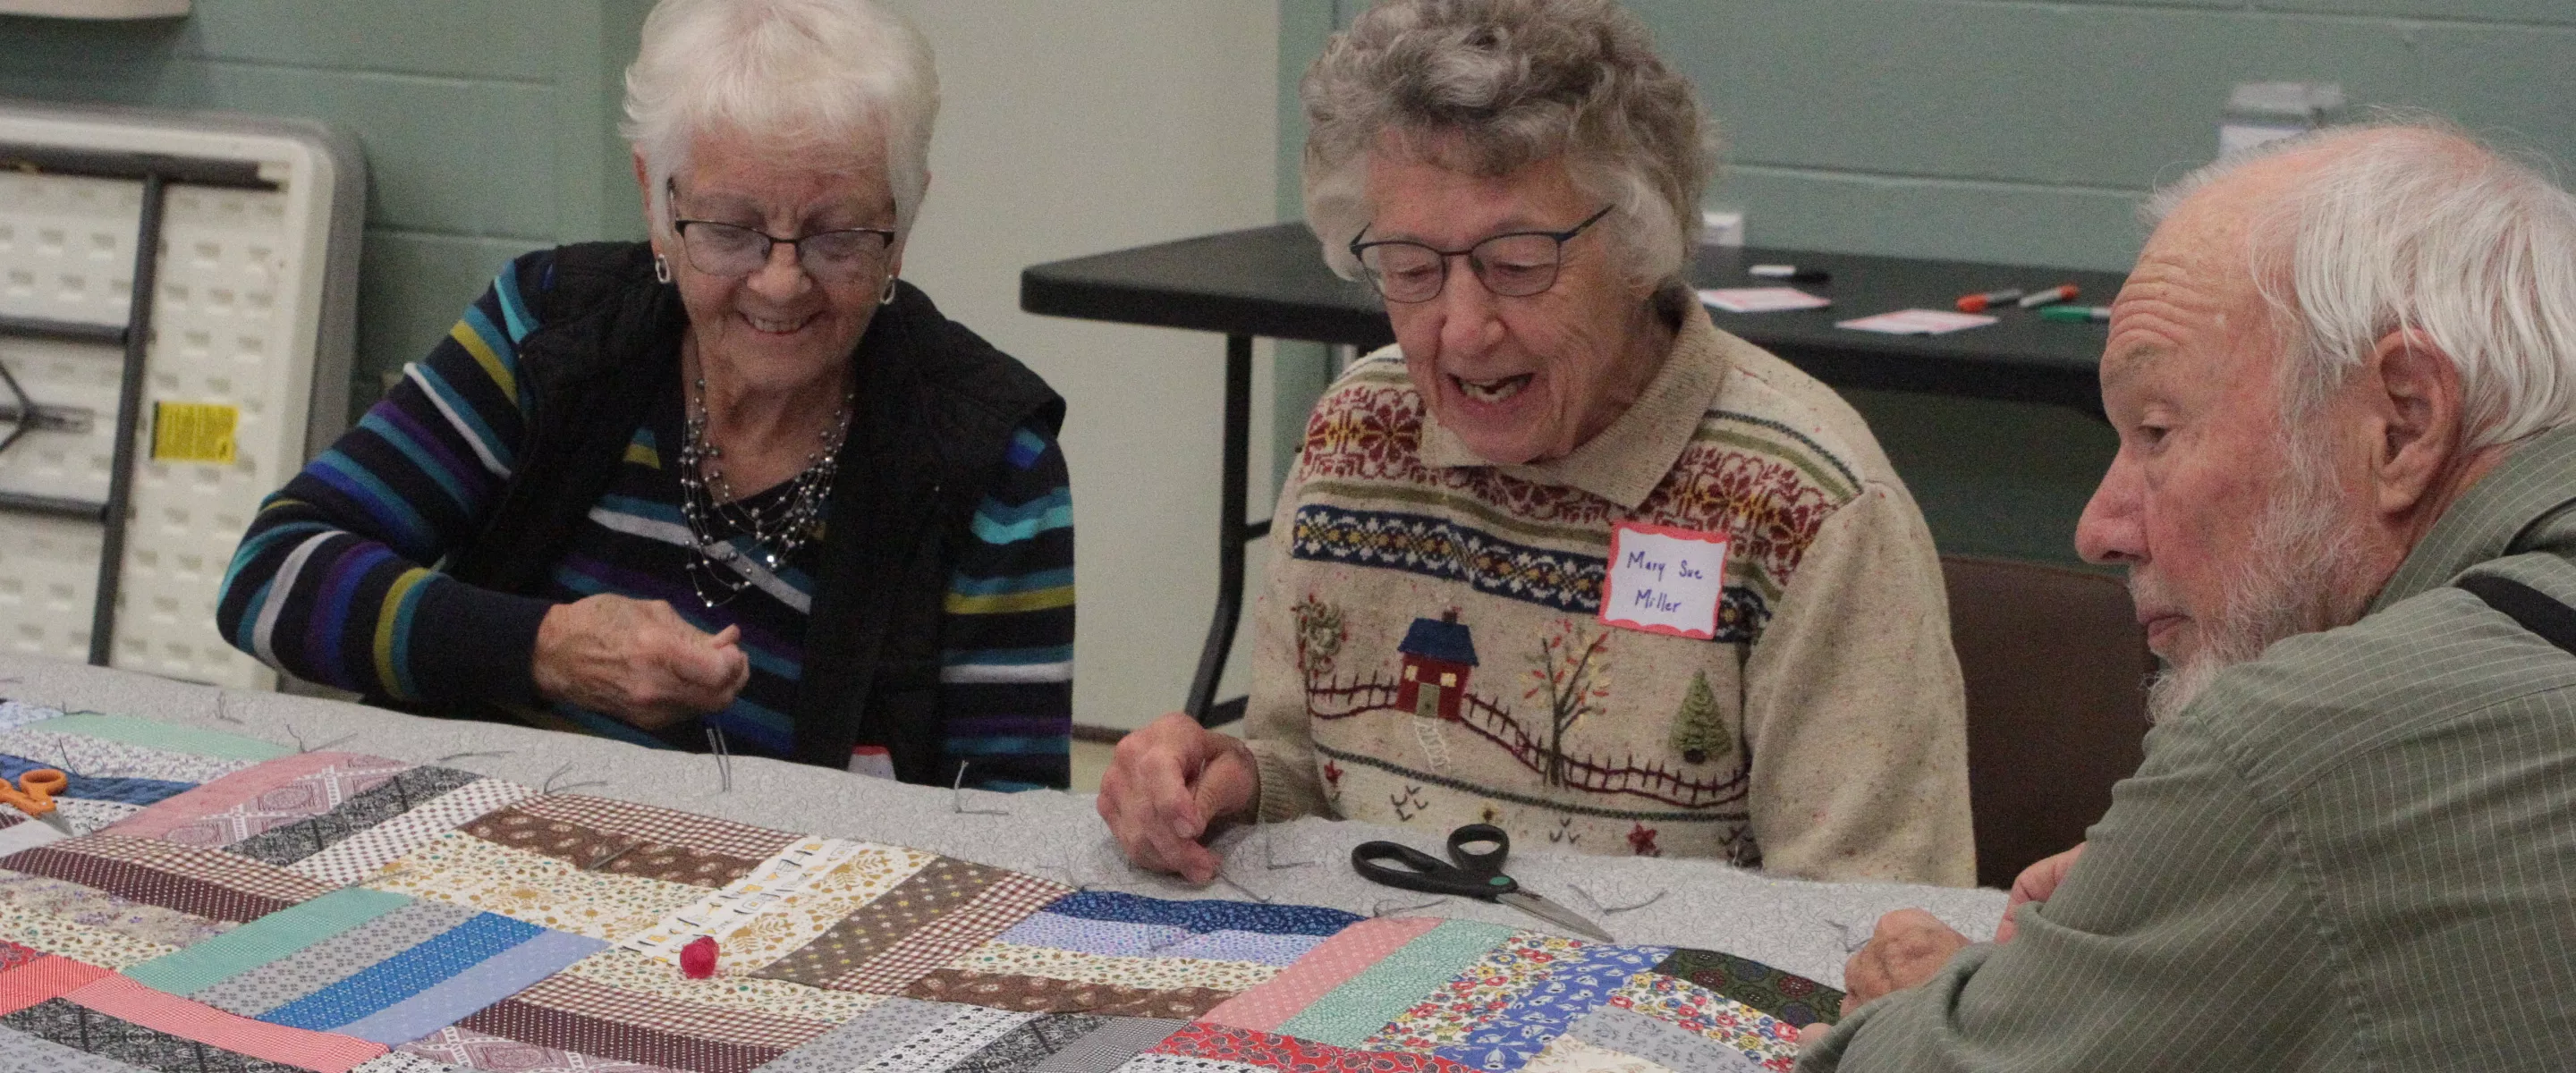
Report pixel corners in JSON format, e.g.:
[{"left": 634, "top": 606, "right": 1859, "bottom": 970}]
[{"left": 1395, "top": 610, "right": 1479, "bottom": 722}]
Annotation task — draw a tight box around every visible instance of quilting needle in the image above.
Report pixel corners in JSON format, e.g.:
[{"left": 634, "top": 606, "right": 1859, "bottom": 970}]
[
  {"left": 1371, "top": 895, "right": 1446, "bottom": 917},
  {"left": 1258, "top": 815, "right": 1314, "bottom": 871},
  {"left": 704, "top": 725, "right": 733, "bottom": 793},
  {"left": 433, "top": 750, "right": 513, "bottom": 765},
  {"left": 1570, "top": 882, "right": 1667, "bottom": 915}
]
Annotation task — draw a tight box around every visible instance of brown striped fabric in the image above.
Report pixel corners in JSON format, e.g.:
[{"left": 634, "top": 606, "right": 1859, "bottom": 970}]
[
  {"left": 755, "top": 857, "right": 1007, "bottom": 987},
  {"left": 904, "top": 969, "right": 1234, "bottom": 1019},
  {"left": 462, "top": 807, "right": 763, "bottom": 890},
  {"left": 456, "top": 998, "right": 784, "bottom": 1073},
  {"left": 822, "top": 871, "right": 1070, "bottom": 995},
  {"left": 513, "top": 796, "right": 797, "bottom": 865},
  {"left": 508, "top": 971, "right": 832, "bottom": 1051},
  {"left": 0, "top": 844, "right": 313, "bottom": 925}
]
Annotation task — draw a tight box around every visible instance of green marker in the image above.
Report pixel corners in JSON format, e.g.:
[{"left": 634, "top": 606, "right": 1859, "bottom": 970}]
[{"left": 2040, "top": 304, "right": 2112, "bottom": 323}]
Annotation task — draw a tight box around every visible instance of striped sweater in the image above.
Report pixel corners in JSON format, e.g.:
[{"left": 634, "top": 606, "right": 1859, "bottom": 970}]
[{"left": 217, "top": 253, "right": 1074, "bottom": 789}]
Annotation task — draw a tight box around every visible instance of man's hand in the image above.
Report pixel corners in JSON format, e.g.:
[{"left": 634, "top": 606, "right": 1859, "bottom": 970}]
[
  {"left": 1996, "top": 842, "right": 2085, "bottom": 943},
  {"left": 531, "top": 595, "right": 749, "bottom": 729},
  {"left": 1096, "top": 712, "right": 1259, "bottom": 884},
  {"left": 1843, "top": 908, "right": 1972, "bottom": 1009}
]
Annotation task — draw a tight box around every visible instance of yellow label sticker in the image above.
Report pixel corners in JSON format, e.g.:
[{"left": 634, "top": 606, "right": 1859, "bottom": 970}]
[{"left": 151, "top": 401, "right": 239, "bottom": 464}]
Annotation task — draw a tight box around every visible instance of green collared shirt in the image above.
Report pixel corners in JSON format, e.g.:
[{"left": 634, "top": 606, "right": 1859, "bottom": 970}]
[{"left": 1806, "top": 426, "right": 2576, "bottom": 1072}]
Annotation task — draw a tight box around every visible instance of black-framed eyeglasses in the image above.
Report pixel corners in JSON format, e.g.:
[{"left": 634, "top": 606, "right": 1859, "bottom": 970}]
[
  {"left": 666, "top": 181, "right": 896, "bottom": 283},
  {"left": 1348, "top": 204, "right": 1615, "bottom": 303}
]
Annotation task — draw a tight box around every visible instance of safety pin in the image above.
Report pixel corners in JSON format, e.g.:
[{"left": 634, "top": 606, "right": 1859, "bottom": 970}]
[{"left": 951, "top": 763, "right": 1007, "bottom": 815}]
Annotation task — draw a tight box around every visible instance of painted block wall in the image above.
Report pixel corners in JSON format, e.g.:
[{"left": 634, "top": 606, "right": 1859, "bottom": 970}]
[
  {"left": 0, "top": 4, "right": 651, "bottom": 413},
  {"left": 1275, "top": 0, "right": 2576, "bottom": 565}
]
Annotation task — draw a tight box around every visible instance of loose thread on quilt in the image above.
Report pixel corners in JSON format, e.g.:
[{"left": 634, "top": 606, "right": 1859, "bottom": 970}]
[
  {"left": 952, "top": 762, "right": 1008, "bottom": 815},
  {"left": 1820, "top": 917, "right": 1870, "bottom": 952},
  {"left": 704, "top": 725, "right": 734, "bottom": 793},
  {"left": 1372, "top": 894, "right": 1445, "bottom": 917},
  {"left": 1571, "top": 883, "right": 1668, "bottom": 915},
  {"left": 432, "top": 749, "right": 514, "bottom": 764},
  {"left": 1259, "top": 815, "right": 1315, "bottom": 871},
  {"left": 542, "top": 762, "right": 606, "bottom": 795},
  {"left": 212, "top": 691, "right": 243, "bottom": 724},
  {"left": 283, "top": 723, "right": 357, "bottom": 754}
]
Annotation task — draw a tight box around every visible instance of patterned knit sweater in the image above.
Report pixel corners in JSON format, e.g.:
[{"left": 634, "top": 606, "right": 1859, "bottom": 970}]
[{"left": 1242, "top": 302, "right": 1973, "bottom": 884}]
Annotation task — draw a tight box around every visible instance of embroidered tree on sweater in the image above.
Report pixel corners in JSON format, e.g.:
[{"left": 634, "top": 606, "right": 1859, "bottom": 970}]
[
  {"left": 1524, "top": 620, "right": 1613, "bottom": 787},
  {"left": 1292, "top": 594, "right": 1348, "bottom": 686},
  {"left": 1668, "top": 669, "right": 1731, "bottom": 765}
]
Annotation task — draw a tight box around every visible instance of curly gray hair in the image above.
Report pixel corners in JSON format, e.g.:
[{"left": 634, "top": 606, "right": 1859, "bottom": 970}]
[{"left": 1301, "top": 0, "right": 1713, "bottom": 292}]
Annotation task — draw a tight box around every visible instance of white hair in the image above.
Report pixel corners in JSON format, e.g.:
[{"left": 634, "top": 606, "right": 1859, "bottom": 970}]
[
  {"left": 2144, "top": 121, "right": 2576, "bottom": 448},
  {"left": 621, "top": 0, "right": 938, "bottom": 240},
  {"left": 1300, "top": 0, "right": 1715, "bottom": 293}
]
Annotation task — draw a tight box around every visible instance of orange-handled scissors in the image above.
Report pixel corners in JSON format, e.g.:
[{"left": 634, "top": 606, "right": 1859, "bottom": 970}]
[{"left": 0, "top": 769, "right": 72, "bottom": 834}]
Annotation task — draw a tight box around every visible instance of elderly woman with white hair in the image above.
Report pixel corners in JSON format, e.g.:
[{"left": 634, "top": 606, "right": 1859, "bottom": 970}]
[
  {"left": 1100, "top": 0, "right": 1972, "bottom": 883},
  {"left": 217, "top": 0, "right": 1074, "bottom": 790}
]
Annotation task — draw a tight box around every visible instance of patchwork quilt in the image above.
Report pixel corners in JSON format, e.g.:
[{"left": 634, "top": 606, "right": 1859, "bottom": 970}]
[{"left": 0, "top": 705, "right": 1843, "bottom": 1072}]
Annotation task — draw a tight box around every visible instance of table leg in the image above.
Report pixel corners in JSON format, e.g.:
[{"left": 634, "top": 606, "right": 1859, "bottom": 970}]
[{"left": 1186, "top": 334, "right": 1256, "bottom": 727}]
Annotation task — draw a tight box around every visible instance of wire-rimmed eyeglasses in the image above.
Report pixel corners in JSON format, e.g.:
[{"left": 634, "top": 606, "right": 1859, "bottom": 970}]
[
  {"left": 667, "top": 181, "right": 896, "bottom": 283},
  {"left": 1348, "top": 204, "right": 1614, "bottom": 304}
]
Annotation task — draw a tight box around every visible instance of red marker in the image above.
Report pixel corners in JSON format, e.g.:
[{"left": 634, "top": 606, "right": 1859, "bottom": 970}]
[
  {"left": 2016, "top": 284, "right": 2080, "bottom": 308},
  {"left": 1956, "top": 288, "right": 2024, "bottom": 313}
]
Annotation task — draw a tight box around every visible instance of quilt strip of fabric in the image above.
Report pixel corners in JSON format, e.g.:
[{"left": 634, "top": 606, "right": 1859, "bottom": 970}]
[
  {"left": 1422, "top": 941, "right": 1675, "bottom": 1071},
  {"left": 0, "top": 751, "right": 196, "bottom": 807},
  {"left": 347, "top": 1055, "right": 469, "bottom": 1073},
  {"left": 0, "top": 868, "right": 233, "bottom": 960},
  {"left": 753, "top": 856, "right": 1010, "bottom": 988},
  {"left": 1606, "top": 973, "right": 1799, "bottom": 1071},
  {"left": 1197, "top": 917, "right": 1441, "bottom": 1034},
  {"left": 1648, "top": 949, "right": 1841, "bottom": 1027},
  {"left": 463, "top": 806, "right": 764, "bottom": 891},
  {"left": 1361, "top": 930, "right": 1593, "bottom": 1052},
  {"left": 61, "top": 972, "right": 390, "bottom": 1069},
  {"left": 994, "top": 912, "right": 1191, "bottom": 959},
  {"left": 1040, "top": 891, "right": 1361, "bottom": 937},
  {"left": 1, "top": 833, "right": 332, "bottom": 924},
  {"left": 123, "top": 887, "right": 407, "bottom": 997},
  {"left": 558, "top": 947, "right": 879, "bottom": 1026},
  {"left": 902, "top": 968, "right": 1233, "bottom": 1019},
  {"left": 0, "top": 725, "right": 250, "bottom": 784},
  {"left": 1111, "top": 1057, "right": 1263, "bottom": 1073},
  {"left": 0, "top": 951, "right": 113, "bottom": 1015},
  {"left": 0, "top": 1023, "right": 157, "bottom": 1073},
  {"left": 319, "top": 928, "right": 606, "bottom": 1046},
  {"left": 1564, "top": 1005, "right": 1768, "bottom": 1073},
  {"left": 291, "top": 778, "right": 532, "bottom": 890},
  {"left": 741, "top": 994, "right": 967, "bottom": 1072},
  {"left": 15, "top": 714, "right": 290, "bottom": 763},
  {"left": 1151, "top": 931, "right": 1326, "bottom": 967},
  {"left": 621, "top": 839, "right": 935, "bottom": 973},
  {"left": 1026, "top": 1016, "right": 1189, "bottom": 1073},
  {"left": 945, "top": 1010, "right": 1106, "bottom": 1073},
  {"left": 260, "top": 912, "right": 545, "bottom": 1030},
  {"left": 363, "top": 832, "right": 702, "bottom": 942},
  {"left": 843, "top": 1001, "right": 1035, "bottom": 1072},
  {"left": 507, "top": 796, "right": 799, "bottom": 866},
  {"left": 1, "top": 997, "right": 309, "bottom": 1073},
  {"left": 0, "top": 892, "right": 178, "bottom": 968},
  {"left": 813, "top": 870, "right": 1071, "bottom": 995},
  {"left": 0, "top": 700, "right": 65, "bottom": 732},
  {"left": 1517, "top": 1034, "right": 1686, "bottom": 1073},
  {"left": 945, "top": 942, "right": 1280, "bottom": 993},
  {"left": 451, "top": 996, "right": 790, "bottom": 1073},
  {"left": 1146, "top": 1022, "right": 1474, "bottom": 1073},
  {"left": 506, "top": 969, "right": 835, "bottom": 1050},
  {"left": 187, "top": 900, "right": 481, "bottom": 1018},
  {"left": 397, "top": 1024, "right": 688, "bottom": 1073},
  {"left": 1273, "top": 919, "right": 1515, "bottom": 1047},
  {"left": 227, "top": 766, "right": 483, "bottom": 867},
  {"left": 112, "top": 752, "right": 413, "bottom": 848},
  {"left": 0, "top": 811, "right": 70, "bottom": 858}
]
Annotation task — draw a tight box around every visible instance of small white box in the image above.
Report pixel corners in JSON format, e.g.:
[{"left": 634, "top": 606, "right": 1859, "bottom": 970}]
[{"left": 1699, "top": 209, "right": 1745, "bottom": 248}]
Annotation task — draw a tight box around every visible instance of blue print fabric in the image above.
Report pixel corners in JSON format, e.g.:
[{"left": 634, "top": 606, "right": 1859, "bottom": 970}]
[
  {"left": 1039, "top": 891, "right": 1361, "bottom": 936},
  {"left": 262, "top": 911, "right": 543, "bottom": 1030},
  {"left": 1434, "top": 942, "right": 1674, "bottom": 1071},
  {"left": 0, "top": 752, "right": 194, "bottom": 807},
  {"left": 997, "top": 912, "right": 1193, "bottom": 957},
  {"left": 1156, "top": 930, "right": 1326, "bottom": 966}
]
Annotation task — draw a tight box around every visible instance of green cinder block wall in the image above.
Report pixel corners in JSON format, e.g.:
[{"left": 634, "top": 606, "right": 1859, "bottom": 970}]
[
  {"left": 0, "top": 3, "right": 652, "bottom": 420},
  {"left": 1275, "top": 0, "right": 2576, "bottom": 565}
]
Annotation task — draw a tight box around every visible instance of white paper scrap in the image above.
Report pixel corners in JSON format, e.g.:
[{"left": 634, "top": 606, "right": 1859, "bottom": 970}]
[
  {"left": 1836, "top": 308, "right": 1998, "bottom": 335},
  {"left": 1699, "top": 286, "right": 1831, "bottom": 314}
]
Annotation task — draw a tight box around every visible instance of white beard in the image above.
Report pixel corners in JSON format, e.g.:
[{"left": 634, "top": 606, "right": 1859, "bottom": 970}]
[{"left": 2141, "top": 427, "right": 2376, "bottom": 723}]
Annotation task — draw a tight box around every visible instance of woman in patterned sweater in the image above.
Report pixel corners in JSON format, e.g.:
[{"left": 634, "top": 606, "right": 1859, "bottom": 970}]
[
  {"left": 216, "top": 0, "right": 1072, "bottom": 790},
  {"left": 1099, "top": 0, "right": 1971, "bottom": 882}
]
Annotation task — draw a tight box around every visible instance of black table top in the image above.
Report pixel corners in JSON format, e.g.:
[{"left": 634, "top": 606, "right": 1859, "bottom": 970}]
[{"left": 1021, "top": 221, "right": 2130, "bottom": 414}]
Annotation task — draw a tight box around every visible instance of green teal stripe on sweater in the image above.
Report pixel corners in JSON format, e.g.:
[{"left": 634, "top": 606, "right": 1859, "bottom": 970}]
[
  {"left": 124, "top": 887, "right": 411, "bottom": 995},
  {"left": 1276, "top": 919, "right": 1515, "bottom": 1045}
]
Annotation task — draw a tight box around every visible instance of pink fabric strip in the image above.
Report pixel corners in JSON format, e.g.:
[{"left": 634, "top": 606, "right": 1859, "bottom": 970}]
[
  {"left": 107, "top": 751, "right": 374, "bottom": 840},
  {"left": 0, "top": 954, "right": 112, "bottom": 1016},
  {"left": 1199, "top": 916, "right": 1442, "bottom": 1033},
  {"left": 64, "top": 973, "right": 387, "bottom": 1072}
]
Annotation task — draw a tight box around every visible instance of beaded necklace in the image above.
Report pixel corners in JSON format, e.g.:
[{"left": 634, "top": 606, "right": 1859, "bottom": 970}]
[{"left": 675, "top": 374, "right": 852, "bottom": 608}]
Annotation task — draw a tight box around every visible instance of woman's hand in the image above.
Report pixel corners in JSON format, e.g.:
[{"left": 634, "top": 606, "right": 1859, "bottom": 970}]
[
  {"left": 1995, "top": 841, "right": 2085, "bottom": 943},
  {"left": 531, "top": 595, "right": 750, "bottom": 729},
  {"left": 1096, "top": 712, "right": 1260, "bottom": 883}
]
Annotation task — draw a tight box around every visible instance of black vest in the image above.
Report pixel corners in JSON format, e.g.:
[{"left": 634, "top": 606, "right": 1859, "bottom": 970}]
[{"left": 436, "top": 242, "right": 1064, "bottom": 784}]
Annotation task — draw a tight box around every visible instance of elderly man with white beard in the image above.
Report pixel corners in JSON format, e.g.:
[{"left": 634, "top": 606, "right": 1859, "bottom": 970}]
[{"left": 1796, "top": 122, "right": 2576, "bottom": 1071}]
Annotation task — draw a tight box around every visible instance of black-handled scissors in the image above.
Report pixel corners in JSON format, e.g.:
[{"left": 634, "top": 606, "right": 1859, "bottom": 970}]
[{"left": 1351, "top": 823, "right": 1612, "bottom": 942}]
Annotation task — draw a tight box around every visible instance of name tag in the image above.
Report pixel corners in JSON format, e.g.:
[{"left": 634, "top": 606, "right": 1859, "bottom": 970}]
[{"left": 1599, "top": 521, "right": 1730, "bottom": 639}]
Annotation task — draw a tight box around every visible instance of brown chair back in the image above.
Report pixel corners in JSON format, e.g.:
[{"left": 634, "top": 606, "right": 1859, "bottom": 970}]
[{"left": 1943, "top": 555, "right": 2155, "bottom": 889}]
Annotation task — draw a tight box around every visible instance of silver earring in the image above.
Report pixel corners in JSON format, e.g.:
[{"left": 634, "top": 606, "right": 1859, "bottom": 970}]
[
  {"left": 878, "top": 275, "right": 899, "bottom": 306},
  {"left": 653, "top": 253, "right": 673, "bottom": 284}
]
